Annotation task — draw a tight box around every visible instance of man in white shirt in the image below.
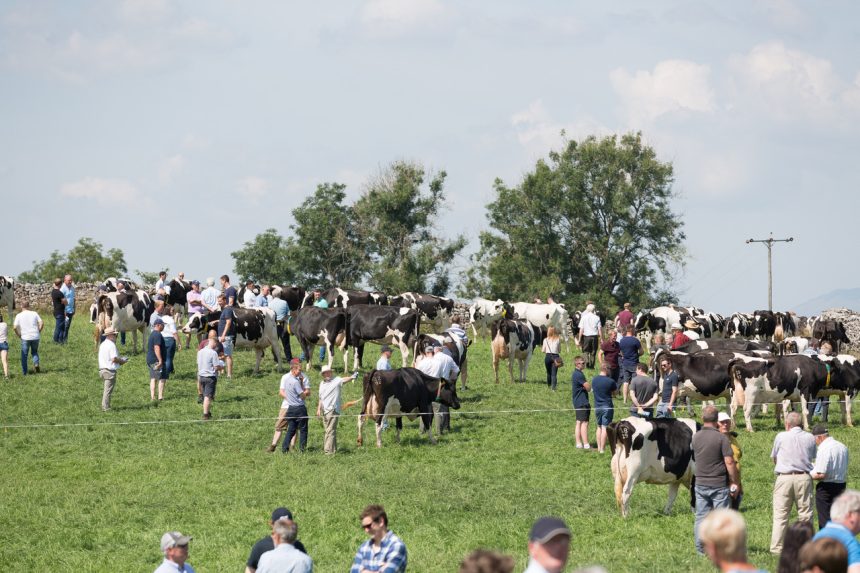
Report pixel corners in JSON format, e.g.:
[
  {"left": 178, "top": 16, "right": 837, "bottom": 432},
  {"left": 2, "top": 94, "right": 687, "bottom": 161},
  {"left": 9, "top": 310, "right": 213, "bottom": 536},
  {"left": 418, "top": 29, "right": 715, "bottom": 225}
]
[
  {"left": 577, "top": 304, "right": 602, "bottom": 369},
  {"left": 13, "top": 300, "right": 44, "bottom": 375},
  {"left": 316, "top": 364, "right": 357, "bottom": 454},
  {"left": 98, "top": 327, "right": 127, "bottom": 411},
  {"left": 684, "top": 319, "right": 702, "bottom": 341},
  {"left": 243, "top": 280, "right": 258, "bottom": 308},
  {"left": 201, "top": 278, "right": 221, "bottom": 313},
  {"left": 811, "top": 424, "right": 849, "bottom": 529},
  {"left": 432, "top": 346, "right": 460, "bottom": 435},
  {"left": 771, "top": 411, "right": 816, "bottom": 553},
  {"left": 376, "top": 345, "right": 393, "bottom": 371},
  {"left": 155, "top": 531, "right": 195, "bottom": 573}
]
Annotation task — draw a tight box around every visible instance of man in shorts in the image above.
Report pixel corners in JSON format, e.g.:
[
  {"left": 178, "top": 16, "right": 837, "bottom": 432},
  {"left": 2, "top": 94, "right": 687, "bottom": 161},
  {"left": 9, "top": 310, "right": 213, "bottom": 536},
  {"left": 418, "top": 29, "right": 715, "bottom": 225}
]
[
  {"left": 197, "top": 337, "right": 223, "bottom": 420},
  {"left": 591, "top": 364, "right": 618, "bottom": 454},
  {"left": 618, "top": 325, "right": 643, "bottom": 403},
  {"left": 147, "top": 318, "right": 166, "bottom": 403},
  {"left": 216, "top": 294, "right": 235, "bottom": 378},
  {"left": 571, "top": 356, "right": 591, "bottom": 449}
]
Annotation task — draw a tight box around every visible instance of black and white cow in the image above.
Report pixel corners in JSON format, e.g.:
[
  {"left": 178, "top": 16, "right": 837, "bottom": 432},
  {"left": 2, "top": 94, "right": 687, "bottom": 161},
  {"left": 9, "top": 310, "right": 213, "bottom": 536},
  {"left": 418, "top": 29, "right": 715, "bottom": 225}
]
[
  {"left": 356, "top": 367, "right": 460, "bottom": 448},
  {"left": 0, "top": 275, "right": 15, "bottom": 317},
  {"left": 812, "top": 320, "right": 851, "bottom": 354},
  {"left": 753, "top": 310, "right": 777, "bottom": 340},
  {"left": 323, "top": 287, "right": 388, "bottom": 308},
  {"left": 103, "top": 277, "right": 139, "bottom": 292},
  {"left": 652, "top": 349, "right": 749, "bottom": 416},
  {"left": 166, "top": 278, "right": 191, "bottom": 325},
  {"left": 775, "top": 312, "right": 796, "bottom": 338},
  {"left": 287, "top": 306, "right": 349, "bottom": 371},
  {"left": 511, "top": 302, "right": 571, "bottom": 349},
  {"left": 390, "top": 292, "right": 455, "bottom": 330},
  {"left": 467, "top": 298, "right": 510, "bottom": 339},
  {"left": 795, "top": 315, "right": 818, "bottom": 338},
  {"left": 346, "top": 306, "right": 420, "bottom": 370},
  {"left": 270, "top": 285, "right": 314, "bottom": 312},
  {"left": 490, "top": 318, "right": 534, "bottom": 384},
  {"left": 724, "top": 313, "right": 754, "bottom": 338},
  {"left": 413, "top": 331, "right": 471, "bottom": 390},
  {"left": 95, "top": 291, "right": 154, "bottom": 353},
  {"left": 608, "top": 416, "right": 698, "bottom": 518},
  {"left": 181, "top": 307, "right": 283, "bottom": 373}
]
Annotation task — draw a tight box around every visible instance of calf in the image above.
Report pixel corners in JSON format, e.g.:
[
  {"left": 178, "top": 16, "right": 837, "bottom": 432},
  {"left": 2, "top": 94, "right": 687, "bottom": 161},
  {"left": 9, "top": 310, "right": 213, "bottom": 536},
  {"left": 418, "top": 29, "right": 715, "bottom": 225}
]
[
  {"left": 346, "top": 306, "right": 420, "bottom": 370},
  {"left": 490, "top": 318, "right": 534, "bottom": 384},
  {"left": 608, "top": 416, "right": 698, "bottom": 518},
  {"left": 182, "top": 308, "right": 283, "bottom": 373},
  {"left": 356, "top": 368, "right": 460, "bottom": 448},
  {"left": 287, "top": 306, "right": 348, "bottom": 372}
]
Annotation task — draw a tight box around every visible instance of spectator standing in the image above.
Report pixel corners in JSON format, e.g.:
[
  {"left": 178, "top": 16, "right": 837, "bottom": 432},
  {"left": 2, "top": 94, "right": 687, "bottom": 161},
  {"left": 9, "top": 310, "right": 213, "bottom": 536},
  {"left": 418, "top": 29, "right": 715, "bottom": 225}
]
[
  {"left": 618, "top": 325, "right": 643, "bottom": 402},
  {"left": 201, "top": 277, "right": 220, "bottom": 312},
  {"left": 98, "top": 327, "right": 127, "bottom": 411},
  {"left": 256, "top": 285, "right": 270, "bottom": 308},
  {"left": 59, "top": 273, "right": 75, "bottom": 343},
  {"left": 147, "top": 318, "right": 167, "bottom": 403},
  {"left": 699, "top": 509, "right": 768, "bottom": 573},
  {"left": 718, "top": 412, "right": 745, "bottom": 510},
  {"left": 221, "top": 275, "right": 237, "bottom": 307},
  {"left": 655, "top": 357, "right": 678, "bottom": 418},
  {"left": 50, "top": 278, "right": 67, "bottom": 343},
  {"left": 670, "top": 323, "right": 690, "bottom": 350},
  {"left": 316, "top": 364, "right": 357, "bottom": 454},
  {"left": 811, "top": 424, "right": 849, "bottom": 529},
  {"left": 376, "top": 345, "right": 393, "bottom": 370},
  {"left": 615, "top": 302, "right": 634, "bottom": 333},
  {"left": 186, "top": 280, "right": 205, "bottom": 316},
  {"left": 268, "top": 359, "right": 311, "bottom": 453},
  {"left": 197, "top": 337, "right": 223, "bottom": 420},
  {"left": 216, "top": 294, "right": 235, "bottom": 378},
  {"left": 777, "top": 521, "right": 815, "bottom": 573},
  {"left": 693, "top": 405, "right": 741, "bottom": 554},
  {"left": 629, "top": 363, "right": 658, "bottom": 418},
  {"left": 525, "top": 517, "right": 570, "bottom": 573},
  {"left": 350, "top": 505, "right": 407, "bottom": 573},
  {"left": 267, "top": 293, "right": 292, "bottom": 362},
  {"left": 684, "top": 319, "right": 702, "bottom": 341},
  {"left": 244, "top": 280, "right": 258, "bottom": 308},
  {"left": 245, "top": 507, "right": 308, "bottom": 573},
  {"left": 149, "top": 300, "right": 165, "bottom": 328},
  {"left": 571, "top": 356, "right": 591, "bottom": 449},
  {"left": 13, "top": 300, "right": 43, "bottom": 375},
  {"left": 434, "top": 345, "right": 461, "bottom": 433},
  {"left": 542, "top": 326, "right": 562, "bottom": 390},
  {"left": 771, "top": 411, "right": 817, "bottom": 554},
  {"left": 154, "top": 271, "right": 169, "bottom": 295},
  {"left": 161, "top": 306, "right": 181, "bottom": 375},
  {"left": 155, "top": 531, "right": 194, "bottom": 573},
  {"left": 0, "top": 312, "right": 9, "bottom": 379},
  {"left": 811, "top": 489, "right": 860, "bottom": 573},
  {"left": 598, "top": 329, "right": 620, "bottom": 382},
  {"left": 256, "top": 517, "right": 312, "bottom": 573},
  {"left": 799, "top": 537, "right": 849, "bottom": 573},
  {"left": 577, "top": 304, "right": 602, "bottom": 369},
  {"left": 591, "top": 365, "right": 617, "bottom": 454},
  {"left": 196, "top": 330, "right": 223, "bottom": 404},
  {"left": 312, "top": 289, "right": 328, "bottom": 362}
]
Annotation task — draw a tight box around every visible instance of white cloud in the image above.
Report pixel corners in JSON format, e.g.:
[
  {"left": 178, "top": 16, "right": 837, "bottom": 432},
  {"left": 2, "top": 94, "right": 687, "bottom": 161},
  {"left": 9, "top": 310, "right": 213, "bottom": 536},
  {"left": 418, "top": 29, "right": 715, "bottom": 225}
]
[
  {"left": 360, "top": 0, "right": 447, "bottom": 35},
  {"left": 158, "top": 154, "right": 184, "bottom": 185},
  {"left": 610, "top": 59, "right": 715, "bottom": 125},
  {"left": 118, "top": 0, "right": 173, "bottom": 23},
  {"left": 510, "top": 99, "right": 609, "bottom": 159},
  {"left": 237, "top": 176, "right": 268, "bottom": 201},
  {"left": 60, "top": 177, "right": 140, "bottom": 205}
]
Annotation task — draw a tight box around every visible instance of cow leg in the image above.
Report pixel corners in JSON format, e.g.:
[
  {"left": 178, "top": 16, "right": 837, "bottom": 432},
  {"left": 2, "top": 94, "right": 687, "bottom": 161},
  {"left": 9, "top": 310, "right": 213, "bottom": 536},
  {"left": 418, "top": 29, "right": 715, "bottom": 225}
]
[
  {"left": 397, "top": 339, "right": 409, "bottom": 369},
  {"left": 254, "top": 349, "right": 263, "bottom": 374},
  {"left": 664, "top": 482, "right": 681, "bottom": 515},
  {"left": 270, "top": 338, "right": 283, "bottom": 372},
  {"left": 395, "top": 416, "right": 403, "bottom": 444},
  {"left": 621, "top": 470, "right": 640, "bottom": 518},
  {"left": 508, "top": 351, "right": 515, "bottom": 384},
  {"left": 612, "top": 451, "right": 624, "bottom": 511},
  {"left": 460, "top": 358, "right": 468, "bottom": 391},
  {"left": 800, "top": 395, "right": 810, "bottom": 430},
  {"left": 357, "top": 413, "right": 364, "bottom": 447},
  {"left": 493, "top": 354, "right": 500, "bottom": 384},
  {"left": 424, "top": 412, "right": 437, "bottom": 445},
  {"left": 844, "top": 394, "right": 854, "bottom": 427},
  {"left": 353, "top": 342, "right": 362, "bottom": 372},
  {"left": 341, "top": 344, "right": 349, "bottom": 375},
  {"left": 375, "top": 420, "right": 384, "bottom": 448}
]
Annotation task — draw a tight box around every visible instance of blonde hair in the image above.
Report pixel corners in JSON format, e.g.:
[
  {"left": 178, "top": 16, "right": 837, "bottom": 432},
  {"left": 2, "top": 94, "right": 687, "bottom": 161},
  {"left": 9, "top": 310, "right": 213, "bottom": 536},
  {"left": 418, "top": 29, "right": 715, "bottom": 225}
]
[
  {"left": 547, "top": 326, "right": 559, "bottom": 339},
  {"left": 700, "top": 509, "right": 747, "bottom": 563}
]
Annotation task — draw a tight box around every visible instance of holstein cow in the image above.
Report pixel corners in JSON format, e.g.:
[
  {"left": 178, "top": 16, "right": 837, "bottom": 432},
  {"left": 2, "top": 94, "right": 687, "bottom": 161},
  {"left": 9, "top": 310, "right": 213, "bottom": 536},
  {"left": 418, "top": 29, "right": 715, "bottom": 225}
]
[
  {"left": 323, "top": 287, "right": 388, "bottom": 308},
  {"left": 413, "top": 331, "right": 470, "bottom": 390},
  {"left": 812, "top": 320, "right": 851, "bottom": 354},
  {"left": 607, "top": 416, "right": 698, "bottom": 518},
  {"left": 634, "top": 306, "right": 692, "bottom": 352},
  {"left": 182, "top": 307, "right": 283, "bottom": 373},
  {"left": 237, "top": 283, "right": 260, "bottom": 308},
  {"left": 652, "top": 349, "right": 748, "bottom": 417},
  {"left": 346, "top": 306, "right": 420, "bottom": 370},
  {"left": 390, "top": 292, "right": 455, "bottom": 330},
  {"left": 356, "top": 367, "right": 460, "bottom": 448},
  {"left": 511, "top": 302, "right": 571, "bottom": 349},
  {"left": 270, "top": 285, "right": 314, "bottom": 312},
  {"left": 0, "top": 275, "right": 15, "bottom": 317},
  {"left": 103, "top": 277, "right": 139, "bottom": 292},
  {"left": 467, "top": 297, "right": 510, "bottom": 339},
  {"left": 95, "top": 291, "right": 154, "bottom": 353},
  {"left": 724, "top": 313, "right": 754, "bottom": 338},
  {"left": 780, "top": 336, "right": 811, "bottom": 355},
  {"left": 490, "top": 318, "right": 534, "bottom": 384},
  {"left": 287, "top": 306, "right": 348, "bottom": 371},
  {"left": 752, "top": 310, "right": 777, "bottom": 341},
  {"left": 166, "top": 278, "right": 191, "bottom": 325}
]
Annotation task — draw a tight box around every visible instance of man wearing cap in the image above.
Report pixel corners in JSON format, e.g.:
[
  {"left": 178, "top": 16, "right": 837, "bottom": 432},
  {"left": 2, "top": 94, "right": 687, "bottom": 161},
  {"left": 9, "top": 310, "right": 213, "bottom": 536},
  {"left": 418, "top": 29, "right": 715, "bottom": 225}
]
[
  {"left": 185, "top": 280, "right": 205, "bottom": 317},
  {"left": 525, "top": 517, "right": 570, "bottom": 573},
  {"left": 670, "top": 322, "right": 690, "bottom": 350},
  {"left": 432, "top": 345, "right": 460, "bottom": 434},
  {"left": 98, "top": 327, "right": 127, "bottom": 411},
  {"left": 246, "top": 507, "right": 309, "bottom": 573},
  {"left": 376, "top": 345, "right": 393, "bottom": 371},
  {"left": 256, "top": 517, "right": 312, "bottom": 573},
  {"left": 316, "top": 364, "right": 358, "bottom": 454},
  {"left": 268, "top": 358, "right": 311, "bottom": 453},
  {"left": 244, "top": 279, "right": 258, "bottom": 308},
  {"left": 351, "top": 504, "right": 407, "bottom": 573},
  {"left": 155, "top": 531, "right": 194, "bottom": 573},
  {"left": 147, "top": 318, "right": 167, "bottom": 403},
  {"left": 811, "top": 424, "right": 849, "bottom": 529},
  {"left": 770, "top": 411, "right": 816, "bottom": 553},
  {"left": 266, "top": 291, "right": 292, "bottom": 363},
  {"left": 577, "top": 304, "right": 602, "bottom": 369}
]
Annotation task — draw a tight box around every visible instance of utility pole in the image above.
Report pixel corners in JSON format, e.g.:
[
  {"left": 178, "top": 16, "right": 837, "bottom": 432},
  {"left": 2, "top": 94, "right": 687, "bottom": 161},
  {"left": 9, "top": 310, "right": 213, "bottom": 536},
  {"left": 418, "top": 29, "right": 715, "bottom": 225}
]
[{"left": 746, "top": 233, "right": 794, "bottom": 311}]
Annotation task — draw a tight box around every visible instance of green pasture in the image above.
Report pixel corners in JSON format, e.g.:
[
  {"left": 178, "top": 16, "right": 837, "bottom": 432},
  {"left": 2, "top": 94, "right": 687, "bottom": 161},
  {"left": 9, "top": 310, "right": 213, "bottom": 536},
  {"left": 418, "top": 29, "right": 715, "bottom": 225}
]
[{"left": 0, "top": 314, "right": 857, "bottom": 572}]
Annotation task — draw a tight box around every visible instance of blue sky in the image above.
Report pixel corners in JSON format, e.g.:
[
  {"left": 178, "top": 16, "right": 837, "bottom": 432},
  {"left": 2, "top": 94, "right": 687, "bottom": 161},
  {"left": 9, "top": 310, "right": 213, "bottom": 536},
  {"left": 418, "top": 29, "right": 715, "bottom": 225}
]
[{"left": 2, "top": 0, "right": 858, "bottom": 314}]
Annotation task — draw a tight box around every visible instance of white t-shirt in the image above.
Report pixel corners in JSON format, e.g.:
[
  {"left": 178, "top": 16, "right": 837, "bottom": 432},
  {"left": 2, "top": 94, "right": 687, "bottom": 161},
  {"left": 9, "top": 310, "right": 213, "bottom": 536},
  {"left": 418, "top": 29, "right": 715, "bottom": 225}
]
[
  {"left": 161, "top": 315, "right": 179, "bottom": 339},
  {"left": 13, "top": 310, "right": 43, "bottom": 341},
  {"left": 578, "top": 312, "right": 602, "bottom": 336},
  {"left": 243, "top": 289, "right": 257, "bottom": 308},
  {"left": 318, "top": 376, "right": 350, "bottom": 414},
  {"left": 0, "top": 322, "right": 8, "bottom": 344},
  {"left": 98, "top": 338, "right": 120, "bottom": 370}
]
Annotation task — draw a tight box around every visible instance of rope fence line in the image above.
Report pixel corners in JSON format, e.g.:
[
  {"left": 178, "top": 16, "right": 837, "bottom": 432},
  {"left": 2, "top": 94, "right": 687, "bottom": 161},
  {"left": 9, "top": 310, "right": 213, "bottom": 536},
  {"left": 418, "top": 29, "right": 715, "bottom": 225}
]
[{"left": 1, "top": 397, "right": 856, "bottom": 430}]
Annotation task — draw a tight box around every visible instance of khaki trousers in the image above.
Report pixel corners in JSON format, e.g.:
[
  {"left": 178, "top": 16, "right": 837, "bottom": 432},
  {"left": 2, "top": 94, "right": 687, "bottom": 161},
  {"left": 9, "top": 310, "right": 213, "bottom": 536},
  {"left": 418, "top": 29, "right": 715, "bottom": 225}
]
[
  {"left": 770, "top": 473, "right": 813, "bottom": 553},
  {"left": 100, "top": 369, "right": 117, "bottom": 411},
  {"left": 323, "top": 411, "right": 339, "bottom": 454}
]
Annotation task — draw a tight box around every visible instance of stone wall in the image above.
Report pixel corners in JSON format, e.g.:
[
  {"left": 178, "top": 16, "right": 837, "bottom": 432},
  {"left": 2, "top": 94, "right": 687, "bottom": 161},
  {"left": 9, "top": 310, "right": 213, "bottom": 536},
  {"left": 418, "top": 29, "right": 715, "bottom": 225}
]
[
  {"left": 12, "top": 282, "right": 104, "bottom": 313},
  {"left": 820, "top": 308, "right": 860, "bottom": 355}
]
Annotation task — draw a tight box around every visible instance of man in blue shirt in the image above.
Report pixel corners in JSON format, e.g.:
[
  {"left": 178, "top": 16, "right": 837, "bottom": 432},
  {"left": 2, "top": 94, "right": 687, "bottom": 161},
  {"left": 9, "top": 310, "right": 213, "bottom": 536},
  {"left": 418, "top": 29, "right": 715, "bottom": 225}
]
[
  {"left": 217, "top": 294, "right": 236, "bottom": 378},
  {"left": 617, "top": 325, "right": 643, "bottom": 404},
  {"left": 59, "top": 274, "right": 75, "bottom": 343},
  {"left": 147, "top": 318, "right": 166, "bottom": 403},
  {"left": 221, "top": 274, "right": 238, "bottom": 307},
  {"left": 656, "top": 357, "right": 678, "bottom": 418},
  {"left": 812, "top": 489, "right": 860, "bottom": 573},
  {"left": 351, "top": 505, "right": 407, "bottom": 573},
  {"left": 591, "top": 365, "right": 618, "bottom": 454},
  {"left": 255, "top": 285, "right": 270, "bottom": 308},
  {"left": 571, "top": 356, "right": 591, "bottom": 449}
]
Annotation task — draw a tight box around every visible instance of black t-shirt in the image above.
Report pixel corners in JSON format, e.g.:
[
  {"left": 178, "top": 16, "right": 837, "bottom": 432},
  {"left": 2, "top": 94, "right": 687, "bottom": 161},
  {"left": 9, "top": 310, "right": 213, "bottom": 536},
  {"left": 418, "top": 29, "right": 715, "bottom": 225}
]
[
  {"left": 218, "top": 307, "right": 237, "bottom": 338},
  {"left": 146, "top": 331, "right": 165, "bottom": 364},
  {"left": 661, "top": 371, "right": 679, "bottom": 402},
  {"left": 51, "top": 288, "right": 65, "bottom": 315},
  {"left": 224, "top": 286, "right": 238, "bottom": 307},
  {"left": 247, "top": 536, "right": 307, "bottom": 569}
]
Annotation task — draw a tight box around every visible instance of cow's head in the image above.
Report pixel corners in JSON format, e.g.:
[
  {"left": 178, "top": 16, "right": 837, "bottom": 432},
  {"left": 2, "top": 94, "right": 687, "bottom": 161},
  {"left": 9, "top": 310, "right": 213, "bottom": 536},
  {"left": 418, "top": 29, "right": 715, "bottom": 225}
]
[
  {"left": 369, "top": 291, "right": 388, "bottom": 305},
  {"left": 182, "top": 312, "right": 209, "bottom": 334},
  {"left": 97, "top": 294, "right": 114, "bottom": 319},
  {"left": 634, "top": 311, "right": 650, "bottom": 332},
  {"left": 438, "top": 380, "right": 460, "bottom": 409}
]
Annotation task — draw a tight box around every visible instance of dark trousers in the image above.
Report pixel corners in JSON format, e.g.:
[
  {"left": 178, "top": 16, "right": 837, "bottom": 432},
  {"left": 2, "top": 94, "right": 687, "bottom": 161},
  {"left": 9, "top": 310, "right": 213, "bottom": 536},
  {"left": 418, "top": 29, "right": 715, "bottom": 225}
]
[
  {"left": 581, "top": 336, "right": 598, "bottom": 368},
  {"left": 607, "top": 367, "right": 619, "bottom": 382},
  {"left": 164, "top": 337, "right": 177, "bottom": 374},
  {"left": 62, "top": 312, "right": 74, "bottom": 343},
  {"left": 816, "top": 481, "right": 846, "bottom": 529},
  {"left": 276, "top": 323, "right": 293, "bottom": 361},
  {"left": 53, "top": 314, "right": 66, "bottom": 343},
  {"left": 283, "top": 405, "right": 308, "bottom": 452},
  {"left": 544, "top": 354, "right": 559, "bottom": 390}
]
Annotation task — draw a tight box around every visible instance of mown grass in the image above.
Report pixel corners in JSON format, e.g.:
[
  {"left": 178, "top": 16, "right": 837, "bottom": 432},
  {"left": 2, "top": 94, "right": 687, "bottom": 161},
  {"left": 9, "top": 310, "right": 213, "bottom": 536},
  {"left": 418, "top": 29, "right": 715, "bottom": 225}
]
[{"left": 0, "top": 315, "right": 857, "bottom": 572}]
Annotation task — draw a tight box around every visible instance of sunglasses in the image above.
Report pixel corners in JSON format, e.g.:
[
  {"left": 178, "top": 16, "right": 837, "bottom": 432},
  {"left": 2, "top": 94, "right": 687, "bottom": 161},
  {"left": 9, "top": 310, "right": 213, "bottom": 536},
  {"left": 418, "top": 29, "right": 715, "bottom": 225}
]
[{"left": 361, "top": 520, "right": 376, "bottom": 530}]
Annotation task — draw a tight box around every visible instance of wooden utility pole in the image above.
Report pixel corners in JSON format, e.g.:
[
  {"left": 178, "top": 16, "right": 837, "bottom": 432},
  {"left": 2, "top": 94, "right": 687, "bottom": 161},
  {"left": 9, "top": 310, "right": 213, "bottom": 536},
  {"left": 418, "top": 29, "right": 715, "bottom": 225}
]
[{"left": 746, "top": 233, "right": 794, "bottom": 311}]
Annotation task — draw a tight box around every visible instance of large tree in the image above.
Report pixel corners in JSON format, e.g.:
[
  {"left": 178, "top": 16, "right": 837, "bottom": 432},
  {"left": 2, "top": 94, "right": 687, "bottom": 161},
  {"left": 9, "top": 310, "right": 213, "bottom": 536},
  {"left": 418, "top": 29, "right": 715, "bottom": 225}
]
[
  {"left": 231, "top": 228, "right": 294, "bottom": 285},
  {"left": 353, "top": 161, "right": 466, "bottom": 295},
  {"left": 19, "top": 237, "right": 127, "bottom": 283},
  {"left": 462, "top": 132, "right": 685, "bottom": 308}
]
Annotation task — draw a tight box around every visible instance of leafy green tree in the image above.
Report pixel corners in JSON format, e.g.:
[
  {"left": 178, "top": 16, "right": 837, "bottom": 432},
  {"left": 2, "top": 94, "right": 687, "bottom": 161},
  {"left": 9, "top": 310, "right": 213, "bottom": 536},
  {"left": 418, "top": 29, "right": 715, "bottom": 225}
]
[
  {"left": 462, "top": 132, "right": 685, "bottom": 309},
  {"left": 284, "top": 183, "right": 366, "bottom": 288},
  {"left": 231, "top": 228, "right": 294, "bottom": 285},
  {"left": 353, "top": 161, "right": 466, "bottom": 295},
  {"left": 19, "top": 237, "right": 127, "bottom": 283}
]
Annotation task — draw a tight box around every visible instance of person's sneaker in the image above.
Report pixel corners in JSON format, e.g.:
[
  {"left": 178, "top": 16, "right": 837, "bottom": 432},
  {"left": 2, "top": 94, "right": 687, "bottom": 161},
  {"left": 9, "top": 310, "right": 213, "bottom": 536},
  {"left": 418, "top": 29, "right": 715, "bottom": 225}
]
[
  {"left": 197, "top": 395, "right": 203, "bottom": 404},
  {"left": 34, "top": 365, "right": 40, "bottom": 373},
  {"left": 202, "top": 413, "right": 211, "bottom": 420},
  {"left": 266, "top": 444, "right": 277, "bottom": 453},
  {"left": 583, "top": 444, "right": 591, "bottom": 450},
  {"left": 575, "top": 443, "right": 583, "bottom": 449}
]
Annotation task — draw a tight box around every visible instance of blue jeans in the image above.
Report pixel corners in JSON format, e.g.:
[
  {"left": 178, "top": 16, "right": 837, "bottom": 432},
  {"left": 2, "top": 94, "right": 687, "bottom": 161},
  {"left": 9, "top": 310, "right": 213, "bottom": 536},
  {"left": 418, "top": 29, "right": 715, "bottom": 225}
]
[
  {"left": 61, "top": 312, "right": 74, "bottom": 343},
  {"left": 53, "top": 314, "right": 66, "bottom": 343},
  {"left": 544, "top": 354, "right": 559, "bottom": 389},
  {"left": 164, "top": 337, "right": 177, "bottom": 375},
  {"left": 656, "top": 401, "right": 673, "bottom": 418},
  {"left": 283, "top": 405, "right": 308, "bottom": 452},
  {"left": 21, "top": 339, "right": 40, "bottom": 374},
  {"left": 694, "top": 485, "right": 731, "bottom": 553}
]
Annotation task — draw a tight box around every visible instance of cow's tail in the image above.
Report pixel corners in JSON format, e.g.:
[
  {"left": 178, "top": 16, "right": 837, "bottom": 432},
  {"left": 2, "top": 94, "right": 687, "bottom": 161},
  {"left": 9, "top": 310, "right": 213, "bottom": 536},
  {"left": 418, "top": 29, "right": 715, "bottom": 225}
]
[{"left": 689, "top": 474, "right": 696, "bottom": 509}]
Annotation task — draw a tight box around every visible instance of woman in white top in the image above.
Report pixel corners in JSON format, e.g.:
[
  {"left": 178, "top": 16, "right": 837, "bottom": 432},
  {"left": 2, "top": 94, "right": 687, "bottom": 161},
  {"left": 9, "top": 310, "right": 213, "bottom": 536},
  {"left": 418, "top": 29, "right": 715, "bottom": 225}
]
[
  {"left": 542, "top": 326, "right": 562, "bottom": 390},
  {"left": 160, "top": 306, "right": 181, "bottom": 376},
  {"left": 0, "top": 312, "right": 9, "bottom": 379}
]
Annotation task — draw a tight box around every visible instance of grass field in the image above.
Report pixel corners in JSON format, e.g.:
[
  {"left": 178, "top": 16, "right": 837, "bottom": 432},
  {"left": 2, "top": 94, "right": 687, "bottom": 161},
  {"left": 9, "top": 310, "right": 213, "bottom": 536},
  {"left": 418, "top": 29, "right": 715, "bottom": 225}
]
[{"left": 0, "top": 314, "right": 857, "bottom": 572}]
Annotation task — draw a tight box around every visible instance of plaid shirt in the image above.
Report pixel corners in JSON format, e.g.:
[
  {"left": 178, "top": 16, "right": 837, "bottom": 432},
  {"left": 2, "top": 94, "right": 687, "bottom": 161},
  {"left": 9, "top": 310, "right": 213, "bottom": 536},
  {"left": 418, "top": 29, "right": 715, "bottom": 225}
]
[{"left": 350, "top": 530, "right": 407, "bottom": 573}]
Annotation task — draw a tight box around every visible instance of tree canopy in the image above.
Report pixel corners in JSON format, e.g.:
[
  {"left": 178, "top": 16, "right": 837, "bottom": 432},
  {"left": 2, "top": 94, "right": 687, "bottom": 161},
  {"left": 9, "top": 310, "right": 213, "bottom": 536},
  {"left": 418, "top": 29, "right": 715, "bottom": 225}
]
[
  {"left": 460, "top": 132, "right": 685, "bottom": 309},
  {"left": 231, "top": 228, "right": 294, "bottom": 286},
  {"left": 18, "top": 237, "right": 128, "bottom": 283}
]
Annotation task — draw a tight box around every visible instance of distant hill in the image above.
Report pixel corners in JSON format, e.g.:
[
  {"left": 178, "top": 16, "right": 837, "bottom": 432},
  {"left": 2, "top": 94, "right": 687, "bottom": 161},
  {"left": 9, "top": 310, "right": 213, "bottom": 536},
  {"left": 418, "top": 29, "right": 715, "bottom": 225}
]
[{"left": 793, "top": 287, "right": 860, "bottom": 316}]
